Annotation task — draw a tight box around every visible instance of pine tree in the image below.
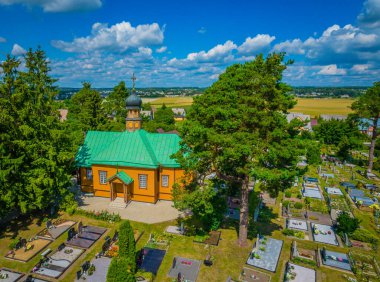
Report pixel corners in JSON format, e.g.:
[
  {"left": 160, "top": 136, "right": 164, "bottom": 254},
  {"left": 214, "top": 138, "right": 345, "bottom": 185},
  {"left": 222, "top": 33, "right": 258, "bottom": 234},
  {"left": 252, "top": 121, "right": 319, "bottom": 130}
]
[{"left": 174, "top": 53, "right": 302, "bottom": 246}]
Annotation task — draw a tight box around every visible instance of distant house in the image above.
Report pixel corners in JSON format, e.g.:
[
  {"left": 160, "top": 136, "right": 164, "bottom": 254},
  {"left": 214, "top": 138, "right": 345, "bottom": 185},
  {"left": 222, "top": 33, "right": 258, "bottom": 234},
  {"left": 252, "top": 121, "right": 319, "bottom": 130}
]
[
  {"left": 320, "top": 114, "right": 347, "bottom": 121},
  {"left": 58, "top": 109, "right": 68, "bottom": 122},
  {"left": 141, "top": 110, "right": 153, "bottom": 120},
  {"left": 286, "top": 113, "right": 312, "bottom": 131},
  {"left": 172, "top": 108, "right": 186, "bottom": 121},
  {"left": 310, "top": 118, "right": 318, "bottom": 128},
  {"left": 358, "top": 118, "right": 380, "bottom": 137}
]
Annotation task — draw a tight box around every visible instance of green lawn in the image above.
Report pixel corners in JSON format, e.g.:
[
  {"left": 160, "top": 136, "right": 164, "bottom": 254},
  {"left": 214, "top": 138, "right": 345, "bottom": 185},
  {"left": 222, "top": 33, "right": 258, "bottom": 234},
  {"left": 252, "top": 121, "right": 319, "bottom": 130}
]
[{"left": 1, "top": 162, "right": 379, "bottom": 282}]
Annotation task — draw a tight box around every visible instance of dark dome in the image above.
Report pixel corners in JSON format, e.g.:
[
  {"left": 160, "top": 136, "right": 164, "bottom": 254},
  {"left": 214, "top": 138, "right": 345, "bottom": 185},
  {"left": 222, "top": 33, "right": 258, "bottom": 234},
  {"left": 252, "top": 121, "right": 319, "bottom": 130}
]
[{"left": 126, "top": 93, "right": 142, "bottom": 108}]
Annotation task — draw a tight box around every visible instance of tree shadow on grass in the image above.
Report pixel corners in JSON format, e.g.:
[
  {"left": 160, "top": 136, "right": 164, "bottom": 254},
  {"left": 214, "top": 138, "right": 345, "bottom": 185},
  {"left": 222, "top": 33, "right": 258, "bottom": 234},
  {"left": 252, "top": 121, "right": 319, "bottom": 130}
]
[
  {"left": 222, "top": 204, "right": 282, "bottom": 240},
  {"left": 0, "top": 210, "right": 59, "bottom": 239}
]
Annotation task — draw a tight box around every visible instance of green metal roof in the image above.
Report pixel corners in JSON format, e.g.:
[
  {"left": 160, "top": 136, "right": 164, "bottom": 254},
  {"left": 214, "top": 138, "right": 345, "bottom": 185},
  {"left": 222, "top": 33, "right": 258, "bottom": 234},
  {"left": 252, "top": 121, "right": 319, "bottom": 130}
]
[
  {"left": 75, "top": 131, "right": 122, "bottom": 167},
  {"left": 107, "top": 171, "right": 133, "bottom": 184},
  {"left": 76, "top": 129, "right": 181, "bottom": 169}
]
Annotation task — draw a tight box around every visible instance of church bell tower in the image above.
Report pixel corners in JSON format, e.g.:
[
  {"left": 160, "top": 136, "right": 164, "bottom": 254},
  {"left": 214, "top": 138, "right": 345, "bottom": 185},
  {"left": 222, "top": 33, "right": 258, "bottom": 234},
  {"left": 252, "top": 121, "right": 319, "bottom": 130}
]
[{"left": 125, "top": 73, "right": 142, "bottom": 132}]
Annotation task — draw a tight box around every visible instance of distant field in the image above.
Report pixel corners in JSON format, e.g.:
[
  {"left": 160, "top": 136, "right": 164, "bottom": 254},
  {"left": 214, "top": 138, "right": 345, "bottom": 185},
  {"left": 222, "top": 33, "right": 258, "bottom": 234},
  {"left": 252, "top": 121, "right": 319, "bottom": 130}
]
[
  {"left": 142, "top": 97, "right": 194, "bottom": 107},
  {"left": 291, "top": 98, "right": 355, "bottom": 117},
  {"left": 142, "top": 96, "right": 355, "bottom": 117}
]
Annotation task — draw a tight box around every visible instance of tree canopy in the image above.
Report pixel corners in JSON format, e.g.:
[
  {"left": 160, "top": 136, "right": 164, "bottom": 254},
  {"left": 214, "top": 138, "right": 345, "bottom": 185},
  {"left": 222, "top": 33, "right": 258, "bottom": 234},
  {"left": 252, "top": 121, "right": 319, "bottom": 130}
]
[
  {"left": 174, "top": 53, "right": 303, "bottom": 245},
  {"left": 0, "top": 49, "right": 76, "bottom": 218},
  {"left": 143, "top": 104, "right": 175, "bottom": 132},
  {"left": 352, "top": 81, "right": 380, "bottom": 171}
]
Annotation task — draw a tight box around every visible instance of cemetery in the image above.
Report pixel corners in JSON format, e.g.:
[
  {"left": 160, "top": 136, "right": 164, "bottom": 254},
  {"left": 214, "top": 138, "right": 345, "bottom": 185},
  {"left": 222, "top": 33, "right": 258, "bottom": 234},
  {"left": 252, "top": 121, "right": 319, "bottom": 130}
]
[
  {"left": 37, "top": 219, "right": 76, "bottom": 240},
  {"left": 168, "top": 256, "right": 201, "bottom": 282},
  {"left": 287, "top": 219, "right": 308, "bottom": 231},
  {"left": 239, "top": 267, "right": 271, "bottom": 282},
  {"left": 74, "top": 256, "right": 111, "bottom": 282},
  {"left": 5, "top": 237, "right": 52, "bottom": 262},
  {"left": 137, "top": 247, "right": 166, "bottom": 275},
  {"left": 349, "top": 251, "right": 380, "bottom": 280},
  {"left": 320, "top": 248, "right": 352, "bottom": 272},
  {"left": 32, "top": 244, "right": 84, "bottom": 278},
  {"left": 311, "top": 223, "right": 339, "bottom": 246},
  {"left": 0, "top": 268, "right": 24, "bottom": 282},
  {"left": 284, "top": 262, "right": 316, "bottom": 282},
  {"left": 66, "top": 223, "right": 107, "bottom": 249},
  {"left": 246, "top": 236, "right": 283, "bottom": 272}
]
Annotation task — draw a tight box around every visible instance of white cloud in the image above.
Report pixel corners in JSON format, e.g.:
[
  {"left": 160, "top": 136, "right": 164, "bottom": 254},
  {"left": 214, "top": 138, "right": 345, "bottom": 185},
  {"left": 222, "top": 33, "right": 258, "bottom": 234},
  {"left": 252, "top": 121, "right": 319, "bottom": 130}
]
[
  {"left": 11, "top": 44, "right": 26, "bottom": 56},
  {"left": 358, "top": 0, "right": 380, "bottom": 29},
  {"left": 198, "top": 27, "right": 207, "bottom": 34},
  {"left": 351, "top": 64, "right": 372, "bottom": 74},
  {"left": 318, "top": 64, "right": 347, "bottom": 75},
  {"left": 0, "top": 0, "right": 102, "bottom": 12},
  {"left": 237, "top": 34, "right": 275, "bottom": 54},
  {"left": 52, "top": 21, "right": 164, "bottom": 53},
  {"left": 272, "top": 39, "right": 304, "bottom": 54},
  {"left": 0, "top": 36, "right": 6, "bottom": 43},
  {"left": 186, "top": 40, "right": 236, "bottom": 62},
  {"left": 156, "top": 46, "right": 167, "bottom": 53}
]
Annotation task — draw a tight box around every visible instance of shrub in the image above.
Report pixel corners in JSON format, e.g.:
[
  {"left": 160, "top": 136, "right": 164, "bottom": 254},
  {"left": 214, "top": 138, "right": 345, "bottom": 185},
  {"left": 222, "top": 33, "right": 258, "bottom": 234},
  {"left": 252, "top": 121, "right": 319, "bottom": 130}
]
[
  {"left": 337, "top": 211, "right": 360, "bottom": 234},
  {"left": 74, "top": 209, "right": 121, "bottom": 222},
  {"left": 294, "top": 231, "right": 305, "bottom": 239},
  {"left": 285, "top": 191, "right": 292, "bottom": 198},
  {"left": 66, "top": 205, "right": 76, "bottom": 216},
  {"left": 106, "top": 257, "right": 135, "bottom": 282},
  {"left": 282, "top": 229, "right": 304, "bottom": 239},
  {"left": 282, "top": 228, "right": 295, "bottom": 236},
  {"left": 118, "top": 221, "right": 136, "bottom": 260},
  {"left": 294, "top": 202, "right": 303, "bottom": 209},
  {"left": 9, "top": 238, "right": 20, "bottom": 250},
  {"left": 136, "top": 271, "right": 155, "bottom": 282},
  {"left": 296, "top": 193, "right": 302, "bottom": 199},
  {"left": 282, "top": 200, "right": 290, "bottom": 207},
  {"left": 292, "top": 256, "right": 316, "bottom": 267},
  {"left": 351, "top": 229, "right": 378, "bottom": 243}
]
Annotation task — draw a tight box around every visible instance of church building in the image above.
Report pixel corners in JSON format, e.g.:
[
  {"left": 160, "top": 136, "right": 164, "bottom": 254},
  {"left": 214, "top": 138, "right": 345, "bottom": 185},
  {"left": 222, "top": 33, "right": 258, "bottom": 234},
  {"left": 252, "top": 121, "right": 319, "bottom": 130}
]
[{"left": 75, "top": 75, "right": 184, "bottom": 205}]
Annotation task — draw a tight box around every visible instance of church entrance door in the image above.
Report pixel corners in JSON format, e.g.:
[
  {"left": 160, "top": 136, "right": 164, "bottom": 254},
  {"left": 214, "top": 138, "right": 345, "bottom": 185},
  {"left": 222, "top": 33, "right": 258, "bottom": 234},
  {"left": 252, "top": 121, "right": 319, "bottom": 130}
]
[{"left": 115, "top": 183, "right": 124, "bottom": 198}]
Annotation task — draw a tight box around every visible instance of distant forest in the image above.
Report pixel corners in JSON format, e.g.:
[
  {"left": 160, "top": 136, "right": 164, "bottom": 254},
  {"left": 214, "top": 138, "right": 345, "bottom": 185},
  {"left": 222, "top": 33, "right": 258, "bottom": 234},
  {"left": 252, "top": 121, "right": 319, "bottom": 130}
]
[
  {"left": 57, "top": 87, "right": 205, "bottom": 100},
  {"left": 291, "top": 86, "right": 367, "bottom": 98},
  {"left": 57, "top": 86, "right": 367, "bottom": 100}
]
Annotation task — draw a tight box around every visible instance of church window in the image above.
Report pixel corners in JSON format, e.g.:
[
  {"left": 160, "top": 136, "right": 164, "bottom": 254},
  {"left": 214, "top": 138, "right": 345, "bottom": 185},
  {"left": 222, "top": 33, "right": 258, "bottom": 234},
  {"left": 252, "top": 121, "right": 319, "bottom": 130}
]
[
  {"left": 162, "top": 175, "right": 169, "bottom": 187},
  {"left": 139, "top": 174, "right": 147, "bottom": 189},
  {"left": 86, "top": 168, "right": 93, "bottom": 180},
  {"left": 99, "top": 171, "right": 107, "bottom": 184}
]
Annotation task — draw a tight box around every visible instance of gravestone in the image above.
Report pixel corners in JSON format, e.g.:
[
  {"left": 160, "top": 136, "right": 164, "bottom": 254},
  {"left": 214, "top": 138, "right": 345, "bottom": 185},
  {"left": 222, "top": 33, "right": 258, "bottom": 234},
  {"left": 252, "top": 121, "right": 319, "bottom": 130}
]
[
  {"left": 78, "top": 221, "right": 83, "bottom": 234},
  {"left": 292, "top": 240, "right": 299, "bottom": 258}
]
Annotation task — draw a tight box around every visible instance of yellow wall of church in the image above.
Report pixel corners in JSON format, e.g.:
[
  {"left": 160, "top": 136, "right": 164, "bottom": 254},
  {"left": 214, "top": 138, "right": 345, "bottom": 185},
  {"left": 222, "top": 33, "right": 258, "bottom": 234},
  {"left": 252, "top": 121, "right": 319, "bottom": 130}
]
[
  {"left": 80, "top": 165, "right": 185, "bottom": 203},
  {"left": 92, "top": 165, "right": 157, "bottom": 203},
  {"left": 80, "top": 167, "right": 94, "bottom": 192}
]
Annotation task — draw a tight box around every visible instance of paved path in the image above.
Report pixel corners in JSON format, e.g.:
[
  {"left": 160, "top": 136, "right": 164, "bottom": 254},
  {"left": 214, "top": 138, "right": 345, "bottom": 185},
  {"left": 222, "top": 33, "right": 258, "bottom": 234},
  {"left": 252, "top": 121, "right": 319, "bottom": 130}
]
[{"left": 78, "top": 197, "right": 181, "bottom": 224}]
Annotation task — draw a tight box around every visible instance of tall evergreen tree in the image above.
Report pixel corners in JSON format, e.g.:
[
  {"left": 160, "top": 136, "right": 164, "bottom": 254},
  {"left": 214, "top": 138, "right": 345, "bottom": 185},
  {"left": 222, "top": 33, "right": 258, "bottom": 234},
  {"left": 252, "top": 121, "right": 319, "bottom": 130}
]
[
  {"left": 175, "top": 53, "right": 302, "bottom": 246},
  {"left": 0, "top": 48, "right": 76, "bottom": 217},
  {"left": 68, "top": 82, "right": 106, "bottom": 132},
  {"left": 352, "top": 82, "right": 380, "bottom": 172},
  {"left": 105, "top": 81, "right": 129, "bottom": 122}
]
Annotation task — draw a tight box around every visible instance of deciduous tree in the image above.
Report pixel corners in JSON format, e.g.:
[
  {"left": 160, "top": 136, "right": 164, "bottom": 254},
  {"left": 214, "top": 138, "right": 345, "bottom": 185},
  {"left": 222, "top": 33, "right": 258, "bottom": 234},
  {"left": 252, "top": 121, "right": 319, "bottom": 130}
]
[{"left": 352, "top": 82, "right": 380, "bottom": 172}]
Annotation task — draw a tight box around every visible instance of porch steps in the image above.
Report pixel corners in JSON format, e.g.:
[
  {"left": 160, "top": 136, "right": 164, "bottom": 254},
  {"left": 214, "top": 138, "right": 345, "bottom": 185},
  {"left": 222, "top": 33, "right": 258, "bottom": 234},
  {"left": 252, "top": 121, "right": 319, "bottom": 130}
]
[{"left": 109, "top": 197, "right": 127, "bottom": 209}]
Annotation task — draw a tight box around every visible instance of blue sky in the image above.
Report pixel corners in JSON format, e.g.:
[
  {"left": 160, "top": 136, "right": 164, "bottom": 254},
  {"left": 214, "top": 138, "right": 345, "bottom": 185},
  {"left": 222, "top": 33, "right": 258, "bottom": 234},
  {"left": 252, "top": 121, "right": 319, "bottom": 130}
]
[{"left": 0, "top": 0, "right": 379, "bottom": 87}]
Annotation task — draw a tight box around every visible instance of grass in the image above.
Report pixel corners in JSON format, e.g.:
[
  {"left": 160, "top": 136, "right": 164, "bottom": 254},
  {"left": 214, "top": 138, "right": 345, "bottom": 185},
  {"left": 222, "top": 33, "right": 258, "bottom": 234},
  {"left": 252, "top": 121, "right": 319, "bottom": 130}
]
[
  {"left": 143, "top": 96, "right": 355, "bottom": 118},
  {"left": 1, "top": 161, "right": 378, "bottom": 282}
]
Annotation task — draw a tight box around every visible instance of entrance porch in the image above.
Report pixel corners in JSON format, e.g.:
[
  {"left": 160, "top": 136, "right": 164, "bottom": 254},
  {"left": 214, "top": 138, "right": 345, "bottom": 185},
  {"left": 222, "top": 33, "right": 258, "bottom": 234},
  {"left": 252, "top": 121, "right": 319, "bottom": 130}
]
[{"left": 107, "top": 171, "right": 133, "bottom": 205}]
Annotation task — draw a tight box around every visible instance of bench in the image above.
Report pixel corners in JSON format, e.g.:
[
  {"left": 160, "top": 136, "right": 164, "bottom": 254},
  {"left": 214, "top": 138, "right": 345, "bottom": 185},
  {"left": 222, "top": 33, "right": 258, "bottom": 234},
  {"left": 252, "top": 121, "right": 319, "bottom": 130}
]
[{"left": 41, "top": 249, "right": 51, "bottom": 257}]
